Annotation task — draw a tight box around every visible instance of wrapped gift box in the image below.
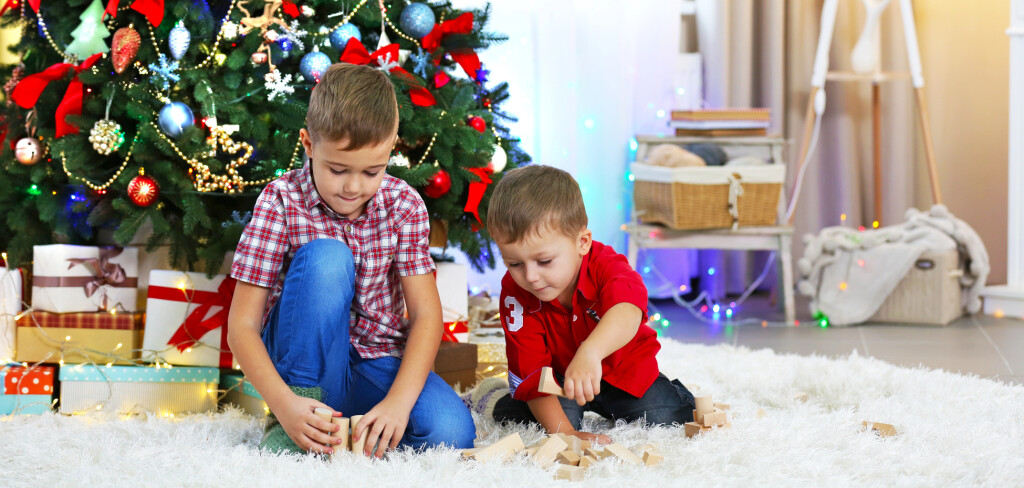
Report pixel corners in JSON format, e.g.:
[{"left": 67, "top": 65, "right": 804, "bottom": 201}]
[
  {"left": 220, "top": 373, "right": 268, "bottom": 417},
  {"left": 1, "top": 365, "right": 54, "bottom": 414},
  {"left": 142, "top": 270, "right": 236, "bottom": 368},
  {"left": 32, "top": 245, "right": 139, "bottom": 313},
  {"left": 436, "top": 263, "right": 468, "bottom": 342},
  {"left": 469, "top": 327, "right": 507, "bottom": 364},
  {"left": 1, "top": 267, "right": 23, "bottom": 361},
  {"left": 433, "top": 341, "right": 477, "bottom": 390},
  {"left": 15, "top": 311, "right": 142, "bottom": 365},
  {"left": 59, "top": 364, "right": 218, "bottom": 415}
]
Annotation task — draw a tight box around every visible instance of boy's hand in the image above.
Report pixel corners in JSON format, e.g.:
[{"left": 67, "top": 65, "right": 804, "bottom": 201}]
[
  {"left": 563, "top": 344, "right": 603, "bottom": 406},
  {"left": 354, "top": 396, "right": 413, "bottom": 458},
  {"left": 271, "top": 393, "right": 343, "bottom": 453},
  {"left": 564, "top": 429, "right": 611, "bottom": 446}
]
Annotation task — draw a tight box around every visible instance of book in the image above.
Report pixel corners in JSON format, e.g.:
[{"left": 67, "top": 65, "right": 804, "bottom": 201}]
[
  {"left": 671, "top": 108, "right": 771, "bottom": 121},
  {"left": 674, "top": 128, "right": 768, "bottom": 137}
]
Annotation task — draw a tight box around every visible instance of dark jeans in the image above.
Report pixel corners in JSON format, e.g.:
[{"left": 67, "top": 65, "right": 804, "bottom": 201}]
[{"left": 492, "top": 373, "right": 695, "bottom": 431}]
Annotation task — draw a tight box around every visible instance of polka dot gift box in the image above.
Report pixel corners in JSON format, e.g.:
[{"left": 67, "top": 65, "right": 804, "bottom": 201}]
[{"left": 1, "top": 365, "right": 54, "bottom": 415}]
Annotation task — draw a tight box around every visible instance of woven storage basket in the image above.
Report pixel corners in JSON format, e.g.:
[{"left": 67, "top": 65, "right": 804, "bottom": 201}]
[
  {"left": 869, "top": 249, "right": 963, "bottom": 326},
  {"left": 631, "top": 163, "right": 785, "bottom": 230}
]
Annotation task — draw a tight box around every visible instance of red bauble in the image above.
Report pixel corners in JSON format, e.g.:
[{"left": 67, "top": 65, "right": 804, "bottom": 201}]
[
  {"left": 127, "top": 174, "right": 159, "bottom": 207},
  {"left": 423, "top": 169, "right": 451, "bottom": 199},
  {"left": 112, "top": 27, "right": 141, "bottom": 74},
  {"left": 468, "top": 116, "right": 486, "bottom": 133},
  {"left": 434, "top": 71, "right": 450, "bottom": 88}
]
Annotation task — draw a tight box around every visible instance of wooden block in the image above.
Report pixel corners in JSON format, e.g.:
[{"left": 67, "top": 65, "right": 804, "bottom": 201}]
[
  {"left": 331, "top": 417, "right": 350, "bottom": 452},
  {"left": 583, "top": 447, "right": 605, "bottom": 459},
  {"left": 579, "top": 455, "right": 598, "bottom": 469},
  {"left": 692, "top": 409, "right": 703, "bottom": 424},
  {"left": 350, "top": 415, "right": 369, "bottom": 456},
  {"left": 684, "top": 422, "right": 703, "bottom": 438},
  {"left": 538, "top": 366, "right": 566, "bottom": 397},
  {"left": 702, "top": 410, "right": 728, "bottom": 427},
  {"left": 473, "top": 433, "right": 525, "bottom": 463},
  {"left": 461, "top": 448, "right": 480, "bottom": 459},
  {"left": 694, "top": 395, "right": 714, "bottom": 414},
  {"left": 603, "top": 443, "right": 642, "bottom": 465},
  {"left": 313, "top": 407, "right": 333, "bottom": 422},
  {"left": 757, "top": 408, "right": 766, "bottom": 419},
  {"left": 525, "top": 447, "right": 539, "bottom": 456},
  {"left": 642, "top": 450, "right": 664, "bottom": 467},
  {"left": 714, "top": 402, "right": 730, "bottom": 410},
  {"left": 862, "top": 421, "right": 898, "bottom": 437},
  {"left": 532, "top": 435, "right": 569, "bottom": 467},
  {"left": 555, "top": 465, "right": 585, "bottom": 482},
  {"left": 579, "top": 440, "right": 592, "bottom": 452},
  {"left": 794, "top": 392, "right": 809, "bottom": 403},
  {"left": 557, "top": 450, "right": 581, "bottom": 466},
  {"left": 554, "top": 432, "right": 582, "bottom": 453}
]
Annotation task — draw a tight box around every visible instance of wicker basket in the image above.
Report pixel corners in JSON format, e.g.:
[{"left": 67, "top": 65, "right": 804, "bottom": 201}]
[
  {"left": 631, "top": 163, "right": 786, "bottom": 230},
  {"left": 869, "top": 249, "right": 963, "bottom": 326}
]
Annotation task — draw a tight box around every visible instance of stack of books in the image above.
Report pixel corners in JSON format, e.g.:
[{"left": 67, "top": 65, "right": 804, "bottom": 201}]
[{"left": 669, "top": 108, "right": 771, "bottom": 137}]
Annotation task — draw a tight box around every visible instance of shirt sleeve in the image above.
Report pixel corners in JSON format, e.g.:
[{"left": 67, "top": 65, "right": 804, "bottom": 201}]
[
  {"left": 230, "top": 184, "right": 289, "bottom": 288},
  {"left": 595, "top": 250, "right": 649, "bottom": 323},
  {"left": 501, "top": 287, "right": 552, "bottom": 402},
  {"left": 393, "top": 186, "right": 435, "bottom": 277}
]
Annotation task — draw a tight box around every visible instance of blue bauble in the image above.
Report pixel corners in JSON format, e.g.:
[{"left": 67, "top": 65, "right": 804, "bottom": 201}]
[
  {"left": 330, "top": 23, "right": 362, "bottom": 52},
  {"left": 399, "top": 3, "right": 435, "bottom": 39},
  {"left": 169, "top": 21, "right": 191, "bottom": 60},
  {"left": 158, "top": 102, "right": 194, "bottom": 138},
  {"left": 300, "top": 51, "right": 332, "bottom": 81}
]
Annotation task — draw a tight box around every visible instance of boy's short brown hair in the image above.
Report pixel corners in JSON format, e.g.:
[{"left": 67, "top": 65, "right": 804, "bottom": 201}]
[
  {"left": 306, "top": 63, "right": 398, "bottom": 148},
  {"left": 487, "top": 165, "right": 588, "bottom": 243}
]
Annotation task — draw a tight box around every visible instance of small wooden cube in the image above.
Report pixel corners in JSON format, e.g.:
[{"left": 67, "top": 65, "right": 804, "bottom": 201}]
[
  {"left": 692, "top": 409, "right": 702, "bottom": 424},
  {"left": 694, "top": 395, "right": 714, "bottom": 414},
  {"left": 531, "top": 435, "right": 569, "bottom": 467},
  {"left": 538, "top": 367, "right": 566, "bottom": 397},
  {"left": 603, "top": 443, "right": 642, "bottom": 465},
  {"left": 474, "top": 433, "right": 526, "bottom": 463},
  {"left": 557, "top": 450, "right": 581, "bottom": 466},
  {"left": 862, "top": 421, "right": 897, "bottom": 437},
  {"left": 642, "top": 450, "right": 664, "bottom": 467},
  {"left": 794, "top": 392, "right": 809, "bottom": 403},
  {"left": 579, "top": 455, "right": 598, "bottom": 469},
  {"left": 702, "top": 410, "right": 728, "bottom": 427},
  {"left": 556, "top": 464, "right": 585, "bottom": 482},
  {"left": 583, "top": 447, "right": 611, "bottom": 459},
  {"left": 554, "top": 432, "right": 583, "bottom": 453},
  {"left": 350, "top": 415, "right": 369, "bottom": 456},
  {"left": 685, "top": 422, "right": 711, "bottom": 438}
]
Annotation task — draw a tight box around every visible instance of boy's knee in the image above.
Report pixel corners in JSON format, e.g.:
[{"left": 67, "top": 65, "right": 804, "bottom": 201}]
[
  {"left": 292, "top": 239, "right": 355, "bottom": 281},
  {"left": 409, "top": 407, "right": 477, "bottom": 449}
]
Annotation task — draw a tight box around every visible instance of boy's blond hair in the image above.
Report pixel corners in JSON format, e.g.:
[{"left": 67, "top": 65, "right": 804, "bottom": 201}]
[
  {"left": 487, "top": 165, "right": 588, "bottom": 243},
  {"left": 306, "top": 63, "right": 398, "bottom": 148}
]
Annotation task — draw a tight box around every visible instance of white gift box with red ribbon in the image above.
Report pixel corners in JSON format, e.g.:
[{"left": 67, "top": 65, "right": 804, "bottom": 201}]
[
  {"left": 31, "top": 245, "right": 139, "bottom": 313},
  {"left": 142, "top": 270, "right": 236, "bottom": 368},
  {"left": 436, "top": 262, "right": 468, "bottom": 342},
  {"left": 1, "top": 267, "right": 22, "bottom": 361}
]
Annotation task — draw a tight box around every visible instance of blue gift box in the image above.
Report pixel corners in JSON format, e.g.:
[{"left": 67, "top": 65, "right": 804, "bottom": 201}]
[{"left": 220, "top": 373, "right": 267, "bottom": 417}]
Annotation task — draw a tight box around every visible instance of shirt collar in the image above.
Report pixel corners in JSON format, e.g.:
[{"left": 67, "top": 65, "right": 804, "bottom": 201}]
[{"left": 575, "top": 246, "right": 597, "bottom": 304}]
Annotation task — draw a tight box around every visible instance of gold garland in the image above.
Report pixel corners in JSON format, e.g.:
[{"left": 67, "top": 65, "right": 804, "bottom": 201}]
[{"left": 60, "top": 135, "right": 140, "bottom": 191}]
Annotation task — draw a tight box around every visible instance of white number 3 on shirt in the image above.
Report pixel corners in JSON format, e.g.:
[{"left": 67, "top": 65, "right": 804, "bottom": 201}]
[{"left": 504, "top": 296, "right": 524, "bottom": 332}]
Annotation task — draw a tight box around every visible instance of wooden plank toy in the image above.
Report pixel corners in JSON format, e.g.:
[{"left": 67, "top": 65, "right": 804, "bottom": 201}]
[
  {"left": 862, "top": 421, "right": 898, "bottom": 437},
  {"left": 556, "top": 465, "right": 585, "bottom": 482},
  {"left": 714, "top": 402, "right": 731, "bottom": 410},
  {"left": 472, "top": 433, "right": 525, "bottom": 463},
  {"left": 538, "top": 367, "right": 566, "bottom": 397},
  {"left": 684, "top": 422, "right": 711, "bottom": 438},
  {"left": 557, "top": 450, "right": 581, "bottom": 466},
  {"left": 579, "top": 455, "right": 598, "bottom": 468},
  {"left": 702, "top": 410, "right": 728, "bottom": 427},
  {"left": 603, "top": 443, "right": 642, "bottom": 465},
  {"left": 532, "top": 435, "right": 569, "bottom": 467},
  {"left": 694, "top": 395, "right": 714, "bottom": 414},
  {"left": 642, "top": 449, "right": 664, "bottom": 467}
]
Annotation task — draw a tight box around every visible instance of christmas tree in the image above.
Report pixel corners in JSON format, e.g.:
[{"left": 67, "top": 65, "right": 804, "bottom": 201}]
[{"left": 0, "top": 0, "right": 527, "bottom": 273}]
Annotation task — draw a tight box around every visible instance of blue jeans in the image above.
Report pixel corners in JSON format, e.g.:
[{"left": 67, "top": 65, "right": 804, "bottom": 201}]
[
  {"left": 491, "top": 373, "right": 695, "bottom": 430},
  {"left": 261, "top": 239, "right": 476, "bottom": 449}
]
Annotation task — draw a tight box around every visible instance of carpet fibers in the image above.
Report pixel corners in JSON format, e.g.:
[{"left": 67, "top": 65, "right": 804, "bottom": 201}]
[{"left": 2, "top": 338, "right": 1022, "bottom": 487}]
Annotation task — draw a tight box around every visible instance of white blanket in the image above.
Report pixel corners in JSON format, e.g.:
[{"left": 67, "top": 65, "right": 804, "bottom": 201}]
[{"left": 796, "top": 205, "right": 989, "bottom": 325}]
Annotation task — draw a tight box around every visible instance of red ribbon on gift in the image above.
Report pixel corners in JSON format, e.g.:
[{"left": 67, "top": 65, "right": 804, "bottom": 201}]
[
  {"left": 340, "top": 38, "right": 436, "bottom": 107},
  {"left": 148, "top": 277, "right": 236, "bottom": 368},
  {"left": 441, "top": 320, "right": 468, "bottom": 343},
  {"left": 103, "top": 0, "right": 164, "bottom": 27},
  {"left": 421, "top": 12, "right": 480, "bottom": 79},
  {"left": 11, "top": 53, "right": 103, "bottom": 138},
  {"left": 464, "top": 167, "right": 492, "bottom": 227}
]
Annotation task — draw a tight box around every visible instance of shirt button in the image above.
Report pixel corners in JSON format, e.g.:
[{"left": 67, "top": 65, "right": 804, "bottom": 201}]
[{"left": 346, "top": 224, "right": 354, "bottom": 233}]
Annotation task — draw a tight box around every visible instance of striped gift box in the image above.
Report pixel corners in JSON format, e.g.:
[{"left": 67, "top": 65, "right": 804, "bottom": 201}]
[
  {"left": 16, "top": 311, "right": 142, "bottom": 330},
  {"left": 15, "top": 311, "right": 143, "bottom": 365},
  {"left": 59, "top": 364, "right": 218, "bottom": 415}
]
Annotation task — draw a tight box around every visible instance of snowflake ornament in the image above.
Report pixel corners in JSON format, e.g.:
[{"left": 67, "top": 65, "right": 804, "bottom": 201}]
[
  {"left": 278, "top": 20, "right": 308, "bottom": 52},
  {"left": 410, "top": 49, "right": 431, "bottom": 77},
  {"left": 148, "top": 54, "right": 180, "bottom": 90},
  {"left": 375, "top": 52, "right": 399, "bottom": 72},
  {"left": 265, "top": 69, "right": 295, "bottom": 101}
]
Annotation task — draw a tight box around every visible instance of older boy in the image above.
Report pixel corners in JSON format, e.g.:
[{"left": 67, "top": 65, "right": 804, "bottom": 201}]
[
  {"left": 227, "top": 63, "right": 475, "bottom": 457},
  {"left": 466, "top": 165, "right": 695, "bottom": 444}
]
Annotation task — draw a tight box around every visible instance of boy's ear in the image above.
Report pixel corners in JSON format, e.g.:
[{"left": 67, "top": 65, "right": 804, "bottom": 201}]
[
  {"left": 299, "top": 128, "right": 313, "bottom": 160},
  {"left": 577, "top": 228, "right": 593, "bottom": 256}
]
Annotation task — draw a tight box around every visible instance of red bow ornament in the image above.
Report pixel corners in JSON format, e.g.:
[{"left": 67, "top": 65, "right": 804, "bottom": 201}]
[
  {"left": 103, "top": 0, "right": 164, "bottom": 27},
  {"left": 11, "top": 53, "right": 103, "bottom": 138},
  {"left": 339, "top": 38, "right": 436, "bottom": 107},
  {"left": 421, "top": 12, "right": 481, "bottom": 80}
]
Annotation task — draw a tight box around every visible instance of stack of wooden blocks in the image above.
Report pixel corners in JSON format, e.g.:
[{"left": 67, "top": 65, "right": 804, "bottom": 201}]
[
  {"left": 313, "top": 407, "right": 374, "bottom": 457},
  {"left": 461, "top": 432, "right": 663, "bottom": 482},
  {"left": 684, "top": 394, "right": 731, "bottom": 438}
]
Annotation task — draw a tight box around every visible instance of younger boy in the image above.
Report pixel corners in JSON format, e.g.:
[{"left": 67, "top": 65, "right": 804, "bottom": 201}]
[
  {"left": 227, "top": 63, "right": 475, "bottom": 457},
  {"left": 467, "top": 165, "right": 695, "bottom": 444}
]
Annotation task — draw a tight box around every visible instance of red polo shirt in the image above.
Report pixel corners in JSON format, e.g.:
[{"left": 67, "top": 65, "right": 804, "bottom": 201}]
[{"left": 500, "top": 240, "right": 660, "bottom": 402}]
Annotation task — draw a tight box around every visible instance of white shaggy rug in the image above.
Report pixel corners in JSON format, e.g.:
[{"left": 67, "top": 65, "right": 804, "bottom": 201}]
[{"left": 2, "top": 338, "right": 1023, "bottom": 487}]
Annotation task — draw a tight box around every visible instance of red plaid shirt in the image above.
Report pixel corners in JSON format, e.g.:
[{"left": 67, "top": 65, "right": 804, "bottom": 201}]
[{"left": 231, "top": 165, "right": 436, "bottom": 359}]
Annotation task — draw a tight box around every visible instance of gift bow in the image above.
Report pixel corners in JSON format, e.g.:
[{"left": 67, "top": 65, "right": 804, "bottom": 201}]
[
  {"left": 420, "top": 12, "right": 481, "bottom": 80},
  {"left": 11, "top": 53, "right": 103, "bottom": 138},
  {"left": 464, "top": 167, "right": 492, "bottom": 227},
  {"left": 339, "top": 38, "right": 436, "bottom": 107},
  {"left": 165, "top": 277, "right": 237, "bottom": 357},
  {"left": 103, "top": 0, "right": 164, "bottom": 27},
  {"left": 65, "top": 247, "right": 128, "bottom": 308}
]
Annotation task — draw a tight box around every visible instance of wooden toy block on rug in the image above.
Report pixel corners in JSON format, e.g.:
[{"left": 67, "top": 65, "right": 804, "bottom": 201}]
[
  {"left": 862, "top": 421, "right": 898, "bottom": 437},
  {"left": 465, "top": 433, "right": 525, "bottom": 462},
  {"left": 686, "top": 394, "right": 731, "bottom": 438},
  {"left": 538, "top": 367, "right": 565, "bottom": 396},
  {"left": 531, "top": 435, "right": 568, "bottom": 467},
  {"left": 463, "top": 434, "right": 664, "bottom": 481}
]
